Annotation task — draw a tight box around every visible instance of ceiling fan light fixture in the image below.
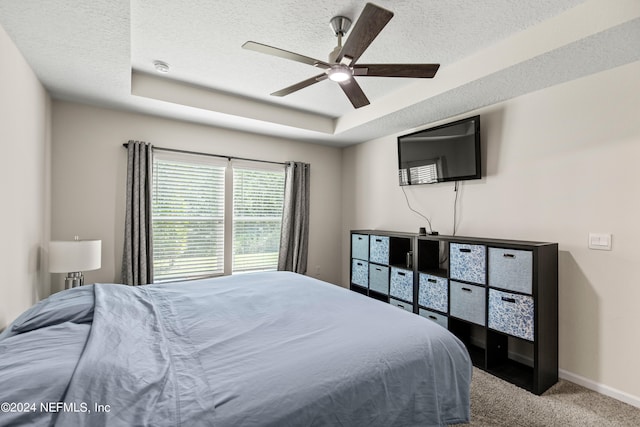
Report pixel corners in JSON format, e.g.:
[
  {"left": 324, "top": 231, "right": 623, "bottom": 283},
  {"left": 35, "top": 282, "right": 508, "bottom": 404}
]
[{"left": 327, "top": 65, "right": 352, "bottom": 82}]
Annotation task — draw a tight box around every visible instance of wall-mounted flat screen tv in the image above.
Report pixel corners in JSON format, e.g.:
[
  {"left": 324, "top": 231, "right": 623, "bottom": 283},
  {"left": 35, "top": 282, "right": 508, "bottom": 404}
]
[{"left": 397, "top": 115, "right": 481, "bottom": 186}]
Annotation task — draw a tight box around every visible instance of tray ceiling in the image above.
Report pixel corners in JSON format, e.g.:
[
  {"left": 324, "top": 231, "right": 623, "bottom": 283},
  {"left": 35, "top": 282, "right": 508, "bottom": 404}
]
[{"left": 0, "top": 0, "right": 638, "bottom": 146}]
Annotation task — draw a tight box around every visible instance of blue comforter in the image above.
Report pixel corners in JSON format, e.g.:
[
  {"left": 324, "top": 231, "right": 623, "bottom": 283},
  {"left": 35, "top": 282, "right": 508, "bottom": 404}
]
[{"left": 0, "top": 272, "right": 471, "bottom": 426}]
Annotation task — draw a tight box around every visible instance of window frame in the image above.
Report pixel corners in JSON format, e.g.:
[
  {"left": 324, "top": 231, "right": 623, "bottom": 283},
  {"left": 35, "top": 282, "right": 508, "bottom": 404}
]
[{"left": 150, "top": 152, "right": 285, "bottom": 282}]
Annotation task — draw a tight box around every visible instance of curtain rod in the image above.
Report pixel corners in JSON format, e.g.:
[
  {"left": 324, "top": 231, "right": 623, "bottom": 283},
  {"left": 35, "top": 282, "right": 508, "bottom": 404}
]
[{"left": 122, "top": 142, "right": 286, "bottom": 166}]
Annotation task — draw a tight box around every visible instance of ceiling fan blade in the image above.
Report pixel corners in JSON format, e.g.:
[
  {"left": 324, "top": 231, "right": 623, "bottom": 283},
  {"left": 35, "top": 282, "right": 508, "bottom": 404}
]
[
  {"left": 243, "top": 41, "right": 331, "bottom": 69},
  {"left": 338, "top": 78, "right": 370, "bottom": 108},
  {"left": 336, "top": 3, "right": 393, "bottom": 65},
  {"left": 271, "top": 73, "right": 328, "bottom": 97},
  {"left": 353, "top": 63, "right": 440, "bottom": 78}
]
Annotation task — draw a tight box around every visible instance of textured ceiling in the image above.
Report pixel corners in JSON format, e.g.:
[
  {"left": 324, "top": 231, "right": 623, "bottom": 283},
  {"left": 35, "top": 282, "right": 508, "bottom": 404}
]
[{"left": 0, "top": 0, "right": 639, "bottom": 146}]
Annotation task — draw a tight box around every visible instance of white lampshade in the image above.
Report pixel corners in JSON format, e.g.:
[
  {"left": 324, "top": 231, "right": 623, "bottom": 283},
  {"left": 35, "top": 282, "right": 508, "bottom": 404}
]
[{"left": 49, "top": 240, "right": 102, "bottom": 273}]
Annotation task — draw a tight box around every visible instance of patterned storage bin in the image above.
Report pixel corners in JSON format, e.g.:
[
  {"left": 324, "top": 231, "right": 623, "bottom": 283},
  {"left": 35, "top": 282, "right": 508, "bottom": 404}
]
[
  {"left": 351, "top": 259, "right": 369, "bottom": 288},
  {"left": 418, "top": 273, "right": 448, "bottom": 313},
  {"left": 351, "top": 234, "right": 369, "bottom": 261},
  {"left": 369, "top": 235, "right": 390, "bottom": 265},
  {"left": 488, "top": 248, "right": 533, "bottom": 294},
  {"left": 450, "top": 243, "right": 486, "bottom": 285},
  {"left": 488, "top": 289, "right": 534, "bottom": 341},
  {"left": 390, "top": 267, "right": 413, "bottom": 303}
]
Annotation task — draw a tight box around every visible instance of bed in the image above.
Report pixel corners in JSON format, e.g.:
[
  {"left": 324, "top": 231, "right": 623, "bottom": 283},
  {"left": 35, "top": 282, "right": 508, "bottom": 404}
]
[{"left": 0, "top": 271, "right": 471, "bottom": 426}]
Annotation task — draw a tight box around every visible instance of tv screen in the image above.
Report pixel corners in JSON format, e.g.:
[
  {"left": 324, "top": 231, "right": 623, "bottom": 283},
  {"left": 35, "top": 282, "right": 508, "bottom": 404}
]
[{"left": 397, "top": 115, "right": 481, "bottom": 186}]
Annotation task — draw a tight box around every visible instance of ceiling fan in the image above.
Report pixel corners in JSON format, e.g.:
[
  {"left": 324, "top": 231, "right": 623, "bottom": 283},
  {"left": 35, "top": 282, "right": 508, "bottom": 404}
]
[{"left": 242, "top": 3, "right": 440, "bottom": 109}]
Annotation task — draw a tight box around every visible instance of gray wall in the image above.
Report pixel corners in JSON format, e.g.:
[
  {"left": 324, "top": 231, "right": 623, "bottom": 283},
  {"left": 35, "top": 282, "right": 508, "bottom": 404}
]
[{"left": 0, "top": 25, "right": 51, "bottom": 329}]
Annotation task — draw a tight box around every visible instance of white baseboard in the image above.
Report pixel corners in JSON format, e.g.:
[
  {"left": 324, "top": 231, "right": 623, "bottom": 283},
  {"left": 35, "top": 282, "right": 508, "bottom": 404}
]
[{"left": 559, "top": 369, "right": 640, "bottom": 409}]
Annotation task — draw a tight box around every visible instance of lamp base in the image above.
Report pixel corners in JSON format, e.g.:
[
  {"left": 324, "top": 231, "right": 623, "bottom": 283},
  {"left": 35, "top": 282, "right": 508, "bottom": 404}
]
[{"left": 64, "top": 272, "right": 84, "bottom": 289}]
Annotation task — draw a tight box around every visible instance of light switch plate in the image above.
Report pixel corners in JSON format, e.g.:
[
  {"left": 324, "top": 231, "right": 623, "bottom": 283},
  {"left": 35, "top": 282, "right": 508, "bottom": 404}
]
[{"left": 588, "top": 233, "right": 612, "bottom": 251}]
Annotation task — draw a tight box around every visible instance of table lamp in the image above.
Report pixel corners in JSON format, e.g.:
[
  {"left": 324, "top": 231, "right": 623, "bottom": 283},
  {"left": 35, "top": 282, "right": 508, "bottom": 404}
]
[{"left": 49, "top": 237, "right": 102, "bottom": 289}]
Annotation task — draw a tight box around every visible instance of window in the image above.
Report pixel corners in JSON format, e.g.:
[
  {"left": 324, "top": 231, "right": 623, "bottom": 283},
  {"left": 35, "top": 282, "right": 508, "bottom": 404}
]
[
  {"left": 151, "top": 152, "right": 285, "bottom": 282},
  {"left": 232, "top": 165, "right": 285, "bottom": 272},
  {"left": 152, "top": 154, "right": 226, "bottom": 282}
]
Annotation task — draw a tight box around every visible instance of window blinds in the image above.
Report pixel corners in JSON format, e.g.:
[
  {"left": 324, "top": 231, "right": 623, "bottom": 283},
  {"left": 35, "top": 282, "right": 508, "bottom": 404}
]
[
  {"left": 152, "top": 156, "right": 225, "bottom": 282},
  {"left": 232, "top": 166, "right": 285, "bottom": 272}
]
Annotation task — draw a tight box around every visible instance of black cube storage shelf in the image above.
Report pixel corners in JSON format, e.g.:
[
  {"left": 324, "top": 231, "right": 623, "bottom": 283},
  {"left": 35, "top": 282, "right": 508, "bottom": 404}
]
[{"left": 349, "top": 230, "right": 558, "bottom": 395}]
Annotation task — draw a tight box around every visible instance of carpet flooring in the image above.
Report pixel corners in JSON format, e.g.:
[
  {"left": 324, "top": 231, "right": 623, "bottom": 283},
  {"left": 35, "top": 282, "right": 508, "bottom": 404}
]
[{"left": 454, "top": 368, "right": 640, "bottom": 426}]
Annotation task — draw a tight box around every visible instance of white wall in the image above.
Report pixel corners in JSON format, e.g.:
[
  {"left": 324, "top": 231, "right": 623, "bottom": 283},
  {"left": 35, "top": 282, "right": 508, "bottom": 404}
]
[
  {"left": 51, "top": 102, "right": 343, "bottom": 290},
  {"left": 342, "top": 61, "right": 640, "bottom": 403},
  {"left": 0, "top": 25, "right": 51, "bottom": 329}
]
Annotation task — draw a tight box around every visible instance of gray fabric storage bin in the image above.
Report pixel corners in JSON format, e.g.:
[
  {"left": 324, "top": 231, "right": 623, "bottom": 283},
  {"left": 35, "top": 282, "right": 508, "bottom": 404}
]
[
  {"left": 369, "top": 264, "right": 389, "bottom": 294},
  {"left": 352, "top": 234, "right": 369, "bottom": 261},
  {"left": 450, "top": 281, "right": 486, "bottom": 326},
  {"left": 419, "top": 308, "right": 448, "bottom": 329},
  {"left": 488, "top": 248, "right": 533, "bottom": 295},
  {"left": 389, "top": 298, "right": 413, "bottom": 313}
]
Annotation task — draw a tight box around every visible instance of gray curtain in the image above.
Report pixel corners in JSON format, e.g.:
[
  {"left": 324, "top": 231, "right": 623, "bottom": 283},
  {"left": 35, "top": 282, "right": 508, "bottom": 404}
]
[
  {"left": 278, "top": 161, "right": 310, "bottom": 274},
  {"left": 122, "top": 140, "right": 153, "bottom": 285}
]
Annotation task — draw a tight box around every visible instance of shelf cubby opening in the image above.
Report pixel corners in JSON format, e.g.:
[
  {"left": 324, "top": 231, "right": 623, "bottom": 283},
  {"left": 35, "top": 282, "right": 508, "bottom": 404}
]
[
  {"left": 350, "top": 284, "right": 368, "bottom": 296},
  {"left": 417, "top": 238, "right": 449, "bottom": 277},
  {"left": 449, "top": 317, "right": 486, "bottom": 368},
  {"left": 486, "top": 330, "right": 535, "bottom": 392},
  {"left": 389, "top": 236, "right": 413, "bottom": 268},
  {"left": 368, "top": 289, "right": 390, "bottom": 303}
]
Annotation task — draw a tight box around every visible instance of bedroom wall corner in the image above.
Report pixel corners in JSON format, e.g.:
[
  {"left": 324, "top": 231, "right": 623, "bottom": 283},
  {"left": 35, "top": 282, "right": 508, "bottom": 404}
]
[{"left": 0, "top": 24, "right": 52, "bottom": 329}]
